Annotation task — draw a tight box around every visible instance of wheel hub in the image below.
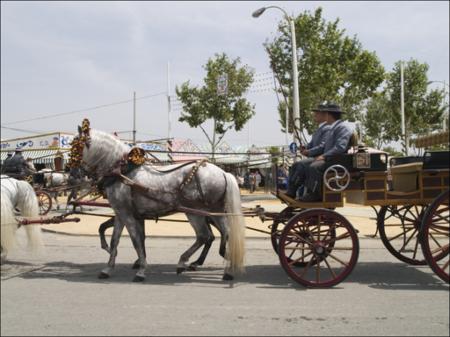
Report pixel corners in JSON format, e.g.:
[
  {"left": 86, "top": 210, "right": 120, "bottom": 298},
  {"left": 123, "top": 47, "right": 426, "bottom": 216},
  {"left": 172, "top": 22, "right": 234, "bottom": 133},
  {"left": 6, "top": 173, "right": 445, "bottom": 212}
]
[{"left": 313, "top": 242, "right": 326, "bottom": 256}]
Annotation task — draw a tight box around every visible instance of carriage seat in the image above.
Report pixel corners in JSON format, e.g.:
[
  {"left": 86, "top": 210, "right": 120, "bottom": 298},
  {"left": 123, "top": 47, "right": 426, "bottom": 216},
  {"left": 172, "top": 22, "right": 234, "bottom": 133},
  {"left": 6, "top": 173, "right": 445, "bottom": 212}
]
[{"left": 324, "top": 130, "right": 388, "bottom": 173}]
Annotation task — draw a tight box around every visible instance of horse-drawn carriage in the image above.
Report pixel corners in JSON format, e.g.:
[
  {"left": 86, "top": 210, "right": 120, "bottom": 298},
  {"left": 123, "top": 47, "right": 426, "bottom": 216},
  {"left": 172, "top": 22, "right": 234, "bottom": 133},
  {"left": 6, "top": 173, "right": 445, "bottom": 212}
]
[
  {"left": 64, "top": 119, "right": 448, "bottom": 287},
  {"left": 264, "top": 148, "right": 449, "bottom": 287},
  {"left": 3, "top": 118, "right": 448, "bottom": 288}
]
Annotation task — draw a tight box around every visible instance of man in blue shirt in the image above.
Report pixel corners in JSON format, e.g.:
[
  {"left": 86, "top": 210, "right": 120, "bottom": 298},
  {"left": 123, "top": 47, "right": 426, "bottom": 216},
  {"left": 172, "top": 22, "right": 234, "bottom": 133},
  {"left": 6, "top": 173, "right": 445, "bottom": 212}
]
[
  {"left": 285, "top": 104, "right": 331, "bottom": 198},
  {"left": 300, "top": 103, "right": 354, "bottom": 202}
]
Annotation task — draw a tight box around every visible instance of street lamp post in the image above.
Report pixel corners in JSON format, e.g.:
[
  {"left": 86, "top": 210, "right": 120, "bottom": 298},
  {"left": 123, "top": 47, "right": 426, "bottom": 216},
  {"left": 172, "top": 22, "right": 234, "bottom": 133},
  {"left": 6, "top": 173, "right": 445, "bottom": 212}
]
[{"left": 252, "top": 6, "right": 301, "bottom": 145}]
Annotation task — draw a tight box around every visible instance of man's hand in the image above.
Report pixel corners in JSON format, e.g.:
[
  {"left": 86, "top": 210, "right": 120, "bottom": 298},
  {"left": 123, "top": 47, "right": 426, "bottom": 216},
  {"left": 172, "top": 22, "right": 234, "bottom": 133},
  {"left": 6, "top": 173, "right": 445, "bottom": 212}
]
[
  {"left": 300, "top": 148, "right": 309, "bottom": 156},
  {"left": 314, "top": 155, "right": 325, "bottom": 161}
]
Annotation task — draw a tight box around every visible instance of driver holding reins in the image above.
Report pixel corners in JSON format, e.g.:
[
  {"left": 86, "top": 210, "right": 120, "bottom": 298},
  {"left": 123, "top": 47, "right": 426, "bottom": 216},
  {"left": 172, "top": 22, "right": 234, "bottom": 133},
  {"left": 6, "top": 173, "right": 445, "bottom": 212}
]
[{"left": 301, "top": 103, "right": 354, "bottom": 202}]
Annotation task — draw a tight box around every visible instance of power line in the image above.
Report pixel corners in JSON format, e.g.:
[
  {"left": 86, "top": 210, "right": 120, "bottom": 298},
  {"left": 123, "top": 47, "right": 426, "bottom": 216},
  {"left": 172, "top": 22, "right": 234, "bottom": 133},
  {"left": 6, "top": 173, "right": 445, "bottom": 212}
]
[
  {"left": 3, "top": 91, "right": 167, "bottom": 126},
  {"left": 0, "top": 125, "right": 46, "bottom": 134}
]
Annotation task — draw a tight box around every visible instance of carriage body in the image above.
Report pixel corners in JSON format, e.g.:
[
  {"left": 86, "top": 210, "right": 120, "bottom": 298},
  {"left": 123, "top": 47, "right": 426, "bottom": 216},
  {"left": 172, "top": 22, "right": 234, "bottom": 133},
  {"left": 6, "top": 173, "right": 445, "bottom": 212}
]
[{"left": 270, "top": 150, "right": 449, "bottom": 287}]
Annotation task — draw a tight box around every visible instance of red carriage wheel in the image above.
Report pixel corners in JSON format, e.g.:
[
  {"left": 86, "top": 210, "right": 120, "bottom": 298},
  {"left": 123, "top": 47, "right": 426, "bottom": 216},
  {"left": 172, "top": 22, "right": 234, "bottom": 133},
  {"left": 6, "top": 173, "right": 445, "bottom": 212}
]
[
  {"left": 420, "top": 190, "right": 449, "bottom": 283},
  {"left": 36, "top": 191, "right": 52, "bottom": 215},
  {"left": 378, "top": 205, "right": 428, "bottom": 265},
  {"left": 278, "top": 209, "right": 359, "bottom": 288},
  {"left": 270, "top": 207, "right": 294, "bottom": 254}
]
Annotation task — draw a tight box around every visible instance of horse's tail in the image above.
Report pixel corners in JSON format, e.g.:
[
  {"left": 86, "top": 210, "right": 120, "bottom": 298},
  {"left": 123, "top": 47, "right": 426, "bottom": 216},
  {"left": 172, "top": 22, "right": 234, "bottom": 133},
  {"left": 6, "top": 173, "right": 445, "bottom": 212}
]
[
  {"left": 16, "top": 181, "right": 43, "bottom": 252},
  {"left": 1, "top": 190, "right": 17, "bottom": 255},
  {"left": 224, "top": 172, "right": 246, "bottom": 275}
]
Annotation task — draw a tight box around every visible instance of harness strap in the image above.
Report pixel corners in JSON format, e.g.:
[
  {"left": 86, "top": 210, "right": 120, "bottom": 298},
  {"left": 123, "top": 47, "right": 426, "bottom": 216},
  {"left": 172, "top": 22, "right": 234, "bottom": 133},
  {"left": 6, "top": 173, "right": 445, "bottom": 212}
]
[{"left": 178, "top": 159, "right": 208, "bottom": 192}]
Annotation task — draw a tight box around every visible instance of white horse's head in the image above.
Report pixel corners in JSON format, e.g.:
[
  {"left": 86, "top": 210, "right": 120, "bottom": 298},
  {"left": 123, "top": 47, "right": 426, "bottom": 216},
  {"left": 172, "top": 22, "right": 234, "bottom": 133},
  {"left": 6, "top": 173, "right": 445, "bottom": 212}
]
[
  {"left": 24, "top": 160, "right": 36, "bottom": 174},
  {"left": 72, "top": 120, "right": 129, "bottom": 178}
]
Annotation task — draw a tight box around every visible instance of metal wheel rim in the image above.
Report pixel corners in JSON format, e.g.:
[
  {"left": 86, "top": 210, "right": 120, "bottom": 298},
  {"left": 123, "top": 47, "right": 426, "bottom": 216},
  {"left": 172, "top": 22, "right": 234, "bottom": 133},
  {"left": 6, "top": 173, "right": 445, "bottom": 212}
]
[{"left": 420, "top": 190, "right": 449, "bottom": 283}]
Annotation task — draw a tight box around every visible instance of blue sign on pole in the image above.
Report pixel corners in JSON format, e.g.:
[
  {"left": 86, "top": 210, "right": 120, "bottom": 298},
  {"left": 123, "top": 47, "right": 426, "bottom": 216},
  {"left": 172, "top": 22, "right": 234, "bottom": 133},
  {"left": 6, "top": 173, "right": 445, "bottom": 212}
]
[{"left": 289, "top": 142, "right": 298, "bottom": 154}]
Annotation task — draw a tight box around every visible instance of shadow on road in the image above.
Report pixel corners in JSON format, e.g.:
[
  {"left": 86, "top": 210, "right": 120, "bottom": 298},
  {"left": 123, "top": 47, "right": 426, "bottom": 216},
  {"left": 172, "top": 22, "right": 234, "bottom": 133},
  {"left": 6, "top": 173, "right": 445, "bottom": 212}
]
[{"left": 3, "top": 259, "right": 448, "bottom": 291}]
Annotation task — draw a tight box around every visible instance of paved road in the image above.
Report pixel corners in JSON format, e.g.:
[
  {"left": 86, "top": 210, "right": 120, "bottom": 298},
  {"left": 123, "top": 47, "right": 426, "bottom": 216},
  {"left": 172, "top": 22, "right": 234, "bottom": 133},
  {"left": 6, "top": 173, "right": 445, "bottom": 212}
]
[{"left": 1, "top": 231, "right": 449, "bottom": 336}]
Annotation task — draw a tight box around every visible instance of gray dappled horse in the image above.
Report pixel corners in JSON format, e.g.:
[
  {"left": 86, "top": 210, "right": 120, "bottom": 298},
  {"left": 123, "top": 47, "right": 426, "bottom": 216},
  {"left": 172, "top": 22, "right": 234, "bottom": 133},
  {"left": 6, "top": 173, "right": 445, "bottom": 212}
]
[{"left": 73, "top": 124, "right": 245, "bottom": 282}]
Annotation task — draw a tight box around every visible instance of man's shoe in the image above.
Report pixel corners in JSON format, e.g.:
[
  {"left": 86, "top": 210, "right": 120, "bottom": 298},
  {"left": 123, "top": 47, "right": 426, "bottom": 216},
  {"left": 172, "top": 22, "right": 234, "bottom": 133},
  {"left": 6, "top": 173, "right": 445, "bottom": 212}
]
[{"left": 298, "top": 193, "right": 322, "bottom": 202}]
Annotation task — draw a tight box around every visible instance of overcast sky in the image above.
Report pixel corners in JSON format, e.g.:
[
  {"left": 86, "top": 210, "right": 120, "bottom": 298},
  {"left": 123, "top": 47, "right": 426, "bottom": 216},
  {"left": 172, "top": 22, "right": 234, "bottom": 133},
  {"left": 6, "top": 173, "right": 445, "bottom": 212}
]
[{"left": 1, "top": 1, "right": 449, "bottom": 148}]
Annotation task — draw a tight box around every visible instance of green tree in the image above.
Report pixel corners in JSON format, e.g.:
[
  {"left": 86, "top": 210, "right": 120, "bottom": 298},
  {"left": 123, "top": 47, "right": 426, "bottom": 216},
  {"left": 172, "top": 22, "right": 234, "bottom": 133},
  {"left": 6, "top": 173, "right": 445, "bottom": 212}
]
[
  {"left": 176, "top": 53, "right": 255, "bottom": 158},
  {"left": 384, "top": 59, "right": 446, "bottom": 142},
  {"left": 362, "top": 93, "right": 397, "bottom": 149},
  {"left": 265, "top": 7, "right": 385, "bottom": 137},
  {"left": 363, "top": 59, "right": 446, "bottom": 150}
]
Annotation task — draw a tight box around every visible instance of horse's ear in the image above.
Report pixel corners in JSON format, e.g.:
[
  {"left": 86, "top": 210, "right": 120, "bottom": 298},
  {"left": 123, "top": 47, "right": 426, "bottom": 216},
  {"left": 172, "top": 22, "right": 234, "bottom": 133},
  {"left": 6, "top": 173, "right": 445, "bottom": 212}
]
[{"left": 78, "top": 126, "right": 82, "bottom": 136}]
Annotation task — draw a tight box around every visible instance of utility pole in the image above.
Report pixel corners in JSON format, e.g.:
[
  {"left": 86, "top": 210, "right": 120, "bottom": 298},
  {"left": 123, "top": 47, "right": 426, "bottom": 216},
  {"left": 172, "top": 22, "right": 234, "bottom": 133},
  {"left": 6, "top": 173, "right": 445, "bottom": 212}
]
[
  {"left": 400, "top": 62, "right": 408, "bottom": 155},
  {"left": 167, "top": 62, "right": 173, "bottom": 162},
  {"left": 167, "top": 62, "right": 172, "bottom": 142},
  {"left": 444, "top": 80, "right": 448, "bottom": 131},
  {"left": 133, "top": 91, "right": 136, "bottom": 145}
]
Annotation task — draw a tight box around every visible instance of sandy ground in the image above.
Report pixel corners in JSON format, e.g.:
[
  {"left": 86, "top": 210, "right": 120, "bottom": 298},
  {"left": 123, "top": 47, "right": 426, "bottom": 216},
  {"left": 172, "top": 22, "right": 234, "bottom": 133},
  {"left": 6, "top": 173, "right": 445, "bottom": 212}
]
[{"left": 40, "top": 191, "right": 380, "bottom": 238}]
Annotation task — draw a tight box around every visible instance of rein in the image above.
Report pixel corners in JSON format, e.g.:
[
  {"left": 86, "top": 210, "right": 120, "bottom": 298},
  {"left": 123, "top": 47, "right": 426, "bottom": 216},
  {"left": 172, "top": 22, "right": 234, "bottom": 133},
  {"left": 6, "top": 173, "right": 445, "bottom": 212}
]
[{"left": 69, "top": 119, "right": 230, "bottom": 217}]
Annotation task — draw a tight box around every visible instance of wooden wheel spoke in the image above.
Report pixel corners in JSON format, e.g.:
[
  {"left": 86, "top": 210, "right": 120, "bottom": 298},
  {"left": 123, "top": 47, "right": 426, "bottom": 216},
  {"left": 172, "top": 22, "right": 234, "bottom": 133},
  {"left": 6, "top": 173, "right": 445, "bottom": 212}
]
[
  {"left": 288, "top": 251, "right": 314, "bottom": 266},
  {"left": 298, "top": 256, "right": 315, "bottom": 279},
  {"left": 429, "top": 233, "right": 444, "bottom": 250},
  {"left": 432, "top": 212, "right": 450, "bottom": 223},
  {"left": 324, "top": 231, "right": 351, "bottom": 245},
  {"left": 398, "top": 228, "right": 418, "bottom": 252},
  {"left": 430, "top": 243, "right": 449, "bottom": 256},
  {"left": 387, "top": 227, "right": 414, "bottom": 242},
  {"left": 412, "top": 235, "right": 420, "bottom": 260},
  {"left": 285, "top": 235, "right": 313, "bottom": 247},
  {"left": 383, "top": 223, "right": 414, "bottom": 227},
  {"left": 323, "top": 256, "right": 337, "bottom": 279},
  {"left": 327, "top": 247, "right": 354, "bottom": 251},
  {"left": 441, "top": 260, "right": 450, "bottom": 271},
  {"left": 287, "top": 242, "right": 303, "bottom": 259},
  {"left": 327, "top": 252, "right": 349, "bottom": 267},
  {"left": 316, "top": 259, "right": 321, "bottom": 283}
]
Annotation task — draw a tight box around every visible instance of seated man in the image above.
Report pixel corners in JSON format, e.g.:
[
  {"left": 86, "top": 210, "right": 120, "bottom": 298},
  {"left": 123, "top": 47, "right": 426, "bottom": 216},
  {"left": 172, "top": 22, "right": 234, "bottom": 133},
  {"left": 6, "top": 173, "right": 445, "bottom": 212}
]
[
  {"left": 2, "top": 148, "right": 30, "bottom": 179},
  {"left": 300, "top": 103, "right": 354, "bottom": 202},
  {"left": 1, "top": 152, "right": 13, "bottom": 174},
  {"left": 285, "top": 104, "right": 331, "bottom": 198}
]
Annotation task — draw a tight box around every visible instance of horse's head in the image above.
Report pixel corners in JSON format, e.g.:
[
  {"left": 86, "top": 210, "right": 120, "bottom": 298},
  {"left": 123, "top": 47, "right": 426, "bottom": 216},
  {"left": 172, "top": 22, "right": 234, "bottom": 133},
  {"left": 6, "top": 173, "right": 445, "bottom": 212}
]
[
  {"left": 70, "top": 119, "right": 129, "bottom": 179},
  {"left": 24, "top": 159, "right": 36, "bottom": 174}
]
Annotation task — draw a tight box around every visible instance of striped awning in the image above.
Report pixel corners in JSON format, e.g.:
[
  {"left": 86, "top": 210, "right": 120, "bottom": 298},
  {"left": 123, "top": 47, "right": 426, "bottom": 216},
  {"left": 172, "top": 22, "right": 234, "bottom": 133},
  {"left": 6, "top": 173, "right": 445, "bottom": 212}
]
[{"left": 0, "top": 149, "right": 70, "bottom": 164}]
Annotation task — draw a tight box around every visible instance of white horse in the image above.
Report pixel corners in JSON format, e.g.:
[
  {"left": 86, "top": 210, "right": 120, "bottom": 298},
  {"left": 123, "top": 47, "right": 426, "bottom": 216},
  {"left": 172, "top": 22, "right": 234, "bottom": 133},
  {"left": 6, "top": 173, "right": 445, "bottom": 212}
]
[
  {"left": 1, "top": 175, "right": 43, "bottom": 262},
  {"left": 39, "top": 168, "right": 69, "bottom": 210},
  {"left": 72, "top": 124, "right": 246, "bottom": 282}
]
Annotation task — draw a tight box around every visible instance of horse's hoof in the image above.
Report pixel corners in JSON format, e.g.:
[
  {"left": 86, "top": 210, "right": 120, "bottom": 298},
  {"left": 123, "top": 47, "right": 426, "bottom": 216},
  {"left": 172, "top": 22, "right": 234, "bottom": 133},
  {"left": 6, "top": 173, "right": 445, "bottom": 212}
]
[
  {"left": 98, "top": 272, "right": 110, "bottom": 279},
  {"left": 132, "top": 275, "right": 145, "bottom": 282},
  {"left": 222, "top": 273, "right": 234, "bottom": 281},
  {"left": 187, "top": 264, "right": 197, "bottom": 271},
  {"left": 132, "top": 262, "right": 140, "bottom": 270},
  {"left": 176, "top": 267, "right": 186, "bottom": 275}
]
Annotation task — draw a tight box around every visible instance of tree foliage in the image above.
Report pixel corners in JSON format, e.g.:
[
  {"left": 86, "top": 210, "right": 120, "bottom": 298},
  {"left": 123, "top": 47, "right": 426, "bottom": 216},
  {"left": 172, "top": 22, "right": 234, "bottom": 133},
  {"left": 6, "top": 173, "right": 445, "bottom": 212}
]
[
  {"left": 363, "top": 59, "right": 447, "bottom": 148},
  {"left": 176, "top": 53, "right": 255, "bottom": 156},
  {"left": 265, "top": 7, "right": 385, "bottom": 136}
]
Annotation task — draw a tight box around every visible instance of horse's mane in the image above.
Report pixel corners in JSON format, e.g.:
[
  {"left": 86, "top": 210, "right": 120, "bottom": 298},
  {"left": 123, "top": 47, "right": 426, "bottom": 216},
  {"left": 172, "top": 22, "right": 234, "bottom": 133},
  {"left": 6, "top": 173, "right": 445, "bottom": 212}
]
[{"left": 83, "top": 129, "right": 129, "bottom": 176}]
